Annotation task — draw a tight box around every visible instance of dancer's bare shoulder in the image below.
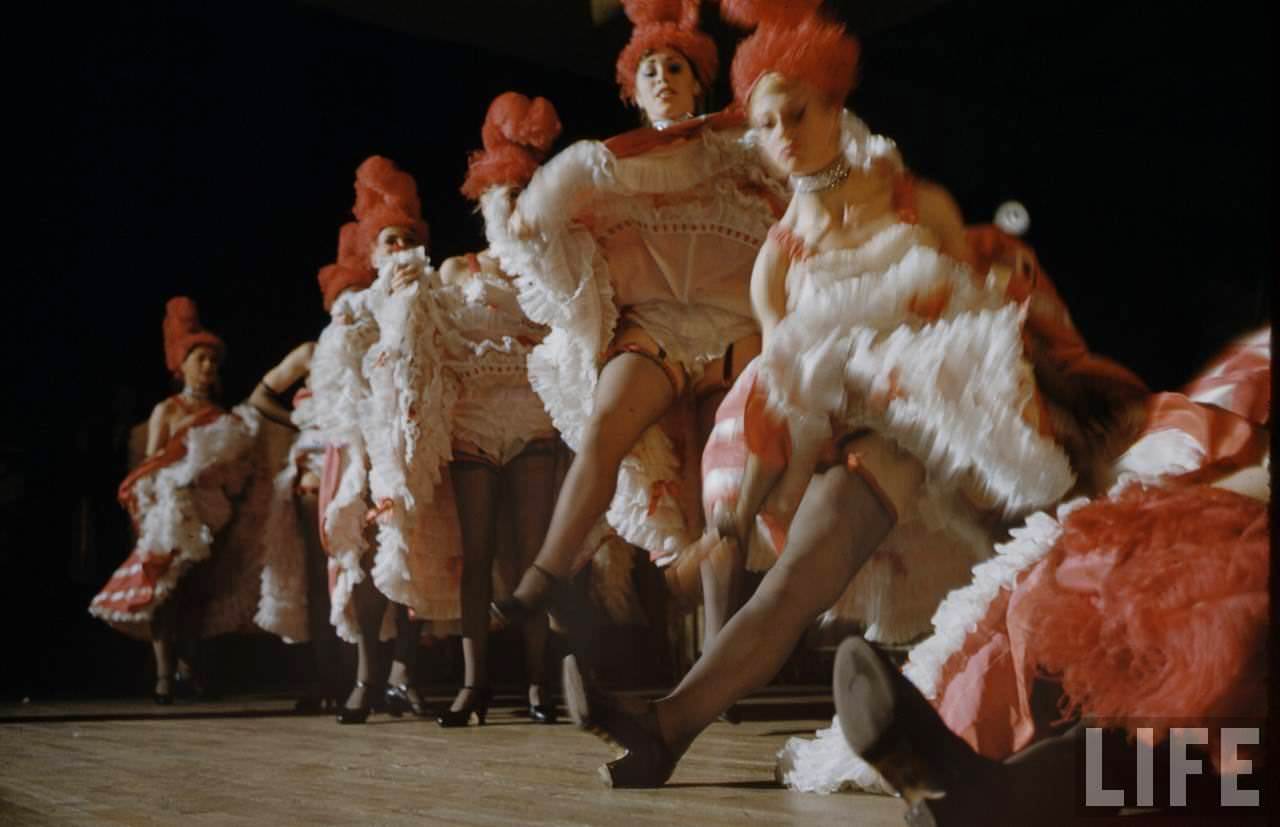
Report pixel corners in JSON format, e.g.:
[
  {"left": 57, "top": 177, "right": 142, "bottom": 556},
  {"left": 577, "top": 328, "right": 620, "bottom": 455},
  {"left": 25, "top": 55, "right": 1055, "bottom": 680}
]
[{"left": 913, "top": 180, "right": 973, "bottom": 265}]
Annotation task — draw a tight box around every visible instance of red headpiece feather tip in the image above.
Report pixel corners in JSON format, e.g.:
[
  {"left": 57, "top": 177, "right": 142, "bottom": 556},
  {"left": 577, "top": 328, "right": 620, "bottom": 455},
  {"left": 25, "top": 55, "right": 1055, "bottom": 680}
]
[
  {"left": 622, "top": 0, "right": 687, "bottom": 26},
  {"left": 481, "top": 92, "right": 563, "bottom": 155},
  {"left": 336, "top": 221, "right": 360, "bottom": 261},
  {"left": 719, "top": 0, "right": 822, "bottom": 28},
  {"left": 461, "top": 146, "right": 542, "bottom": 201},
  {"left": 162, "top": 296, "right": 224, "bottom": 375},
  {"left": 352, "top": 155, "right": 422, "bottom": 222},
  {"left": 346, "top": 157, "right": 428, "bottom": 261},
  {"left": 730, "top": 15, "right": 859, "bottom": 107},
  {"left": 317, "top": 261, "right": 376, "bottom": 312}
]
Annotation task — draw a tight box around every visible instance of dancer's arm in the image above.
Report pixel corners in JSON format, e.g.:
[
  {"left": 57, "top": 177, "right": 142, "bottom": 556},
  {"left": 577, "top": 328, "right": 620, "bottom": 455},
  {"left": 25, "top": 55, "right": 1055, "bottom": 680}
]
[
  {"left": 750, "top": 235, "right": 788, "bottom": 345},
  {"left": 508, "top": 141, "right": 610, "bottom": 240},
  {"left": 145, "top": 400, "right": 171, "bottom": 457},
  {"left": 250, "top": 342, "right": 314, "bottom": 422}
]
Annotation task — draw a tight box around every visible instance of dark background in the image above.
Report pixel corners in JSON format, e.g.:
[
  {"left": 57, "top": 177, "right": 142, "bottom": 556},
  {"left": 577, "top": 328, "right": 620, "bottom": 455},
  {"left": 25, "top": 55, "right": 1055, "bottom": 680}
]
[{"left": 6, "top": 0, "right": 1271, "bottom": 700}]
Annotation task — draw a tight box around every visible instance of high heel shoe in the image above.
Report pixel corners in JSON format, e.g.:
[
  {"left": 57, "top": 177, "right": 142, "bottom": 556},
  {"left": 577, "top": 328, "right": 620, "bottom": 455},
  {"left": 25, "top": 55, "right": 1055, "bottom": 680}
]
[
  {"left": 833, "top": 637, "right": 997, "bottom": 805},
  {"left": 336, "top": 680, "right": 380, "bottom": 725},
  {"left": 385, "top": 683, "right": 430, "bottom": 718},
  {"left": 488, "top": 596, "right": 534, "bottom": 629},
  {"left": 562, "top": 654, "right": 678, "bottom": 788},
  {"left": 489, "top": 564, "right": 558, "bottom": 629},
  {"left": 436, "top": 686, "right": 491, "bottom": 727},
  {"left": 153, "top": 678, "right": 174, "bottom": 706}
]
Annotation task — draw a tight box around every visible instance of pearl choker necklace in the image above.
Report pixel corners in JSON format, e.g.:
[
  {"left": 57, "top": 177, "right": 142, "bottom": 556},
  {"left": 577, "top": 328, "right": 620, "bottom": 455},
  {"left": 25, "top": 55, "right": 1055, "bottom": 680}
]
[
  {"left": 181, "top": 386, "right": 210, "bottom": 403},
  {"left": 790, "top": 154, "right": 851, "bottom": 193},
  {"left": 652, "top": 113, "right": 697, "bottom": 131}
]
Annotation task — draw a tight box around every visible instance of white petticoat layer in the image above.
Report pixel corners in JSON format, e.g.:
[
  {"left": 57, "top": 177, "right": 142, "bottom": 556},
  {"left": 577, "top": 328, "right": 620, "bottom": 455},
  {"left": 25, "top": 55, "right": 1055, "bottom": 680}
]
[
  {"left": 759, "top": 221, "right": 1075, "bottom": 516},
  {"left": 254, "top": 397, "right": 326, "bottom": 643},
  {"left": 311, "top": 287, "right": 380, "bottom": 642},
  {"left": 361, "top": 254, "right": 462, "bottom": 623}
]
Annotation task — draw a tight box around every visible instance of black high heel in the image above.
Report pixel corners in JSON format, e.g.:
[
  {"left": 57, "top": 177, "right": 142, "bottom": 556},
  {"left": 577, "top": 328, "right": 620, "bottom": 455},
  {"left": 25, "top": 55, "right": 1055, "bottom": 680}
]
[
  {"left": 336, "top": 680, "right": 380, "bottom": 725},
  {"left": 488, "top": 596, "right": 533, "bottom": 629},
  {"left": 385, "top": 684, "right": 430, "bottom": 718},
  {"left": 153, "top": 677, "right": 174, "bottom": 706},
  {"left": 562, "top": 655, "right": 678, "bottom": 788},
  {"left": 489, "top": 564, "right": 558, "bottom": 629},
  {"left": 530, "top": 703, "right": 559, "bottom": 724},
  {"left": 436, "top": 686, "right": 492, "bottom": 727}
]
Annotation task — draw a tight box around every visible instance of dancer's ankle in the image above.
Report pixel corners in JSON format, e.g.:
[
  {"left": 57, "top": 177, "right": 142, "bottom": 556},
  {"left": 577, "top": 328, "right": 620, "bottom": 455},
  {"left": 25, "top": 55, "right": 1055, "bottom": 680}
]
[
  {"left": 651, "top": 702, "right": 690, "bottom": 757},
  {"left": 513, "top": 563, "right": 560, "bottom": 604}
]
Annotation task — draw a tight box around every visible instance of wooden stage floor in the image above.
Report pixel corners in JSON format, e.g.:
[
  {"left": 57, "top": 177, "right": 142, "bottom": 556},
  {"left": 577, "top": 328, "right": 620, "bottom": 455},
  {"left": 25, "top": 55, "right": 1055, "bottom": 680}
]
[{"left": 0, "top": 689, "right": 906, "bottom": 826}]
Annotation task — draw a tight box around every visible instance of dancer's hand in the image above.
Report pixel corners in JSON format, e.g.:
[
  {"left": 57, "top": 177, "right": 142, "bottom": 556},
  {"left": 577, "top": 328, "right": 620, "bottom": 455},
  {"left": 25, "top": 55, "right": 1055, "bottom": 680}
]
[
  {"left": 508, "top": 207, "right": 536, "bottom": 240},
  {"left": 390, "top": 261, "right": 420, "bottom": 292}
]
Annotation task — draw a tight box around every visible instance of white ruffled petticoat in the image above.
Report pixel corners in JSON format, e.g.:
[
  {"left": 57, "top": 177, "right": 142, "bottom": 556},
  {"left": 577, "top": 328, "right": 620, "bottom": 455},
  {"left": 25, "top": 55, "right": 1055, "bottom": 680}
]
[
  {"left": 310, "top": 286, "right": 381, "bottom": 642},
  {"left": 254, "top": 389, "right": 326, "bottom": 643},
  {"left": 359, "top": 252, "right": 463, "bottom": 628}
]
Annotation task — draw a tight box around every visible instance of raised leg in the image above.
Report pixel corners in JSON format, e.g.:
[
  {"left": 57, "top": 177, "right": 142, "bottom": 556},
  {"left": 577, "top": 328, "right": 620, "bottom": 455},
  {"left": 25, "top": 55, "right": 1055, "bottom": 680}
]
[
  {"left": 566, "top": 459, "right": 899, "bottom": 787},
  {"left": 656, "top": 461, "right": 895, "bottom": 751},
  {"left": 503, "top": 352, "right": 676, "bottom": 613}
]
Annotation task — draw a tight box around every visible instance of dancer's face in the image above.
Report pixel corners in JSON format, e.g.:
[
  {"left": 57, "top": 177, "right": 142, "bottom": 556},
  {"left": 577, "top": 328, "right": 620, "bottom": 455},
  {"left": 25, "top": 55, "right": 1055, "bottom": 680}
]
[
  {"left": 749, "top": 73, "right": 843, "bottom": 177},
  {"left": 182, "top": 344, "right": 220, "bottom": 392},
  {"left": 634, "top": 48, "right": 701, "bottom": 123},
  {"left": 373, "top": 225, "right": 418, "bottom": 263}
]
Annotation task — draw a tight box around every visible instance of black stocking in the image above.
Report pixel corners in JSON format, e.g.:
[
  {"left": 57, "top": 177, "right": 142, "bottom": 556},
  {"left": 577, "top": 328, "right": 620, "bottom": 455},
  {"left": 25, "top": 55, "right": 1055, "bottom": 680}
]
[
  {"left": 508, "top": 352, "right": 675, "bottom": 610},
  {"left": 387, "top": 604, "right": 424, "bottom": 700},
  {"left": 451, "top": 458, "right": 500, "bottom": 711},
  {"left": 505, "top": 444, "right": 558, "bottom": 702}
]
